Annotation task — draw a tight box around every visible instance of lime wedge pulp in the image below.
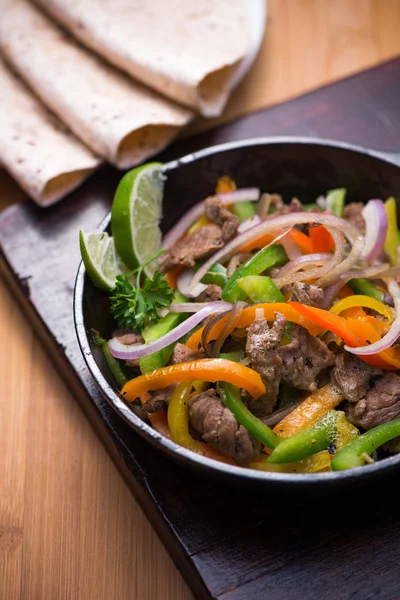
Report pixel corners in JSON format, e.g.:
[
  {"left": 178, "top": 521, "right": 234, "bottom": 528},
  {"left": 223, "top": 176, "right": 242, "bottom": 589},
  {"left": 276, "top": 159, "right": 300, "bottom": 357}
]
[
  {"left": 111, "top": 162, "right": 164, "bottom": 276},
  {"left": 79, "top": 230, "right": 128, "bottom": 291}
]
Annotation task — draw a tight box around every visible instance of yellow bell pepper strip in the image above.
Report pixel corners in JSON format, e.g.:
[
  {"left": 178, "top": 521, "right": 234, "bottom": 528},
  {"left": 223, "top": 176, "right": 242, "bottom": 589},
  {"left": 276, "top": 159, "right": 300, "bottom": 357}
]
[
  {"left": 289, "top": 302, "right": 396, "bottom": 369},
  {"left": 164, "top": 266, "right": 180, "bottom": 290},
  {"left": 335, "top": 412, "right": 359, "bottom": 451},
  {"left": 273, "top": 383, "right": 344, "bottom": 438},
  {"left": 185, "top": 303, "right": 324, "bottom": 350},
  {"left": 249, "top": 450, "right": 332, "bottom": 473},
  {"left": 168, "top": 382, "right": 202, "bottom": 453},
  {"left": 384, "top": 196, "right": 398, "bottom": 266},
  {"left": 330, "top": 295, "right": 394, "bottom": 324},
  {"left": 347, "top": 278, "right": 386, "bottom": 302},
  {"left": 268, "top": 410, "right": 340, "bottom": 464},
  {"left": 288, "top": 229, "right": 314, "bottom": 254},
  {"left": 332, "top": 418, "right": 400, "bottom": 470},
  {"left": 219, "top": 383, "right": 281, "bottom": 450},
  {"left": 121, "top": 359, "right": 266, "bottom": 402},
  {"left": 222, "top": 245, "right": 288, "bottom": 303},
  {"left": 187, "top": 214, "right": 212, "bottom": 235}
]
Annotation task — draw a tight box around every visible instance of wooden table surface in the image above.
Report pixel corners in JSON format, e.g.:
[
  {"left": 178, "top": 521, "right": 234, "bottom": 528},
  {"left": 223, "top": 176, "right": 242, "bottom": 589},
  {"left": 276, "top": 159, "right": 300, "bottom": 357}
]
[{"left": 1, "top": 2, "right": 400, "bottom": 599}]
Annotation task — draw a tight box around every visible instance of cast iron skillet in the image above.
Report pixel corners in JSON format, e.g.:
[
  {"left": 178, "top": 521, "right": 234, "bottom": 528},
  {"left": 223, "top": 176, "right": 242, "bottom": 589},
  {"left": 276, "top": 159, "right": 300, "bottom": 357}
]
[{"left": 74, "top": 137, "right": 400, "bottom": 490}]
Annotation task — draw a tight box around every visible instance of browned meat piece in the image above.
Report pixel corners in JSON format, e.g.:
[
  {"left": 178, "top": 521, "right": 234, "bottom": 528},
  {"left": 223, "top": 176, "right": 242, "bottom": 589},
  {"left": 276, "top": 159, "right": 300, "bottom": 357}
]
[
  {"left": 143, "top": 384, "right": 177, "bottom": 413},
  {"left": 331, "top": 351, "right": 382, "bottom": 402},
  {"left": 204, "top": 197, "right": 239, "bottom": 242},
  {"left": 160, "top": 224, "right": 223, "bottom": 271},
  {"left": 343, "top": 202, "right": 366, "bottom": 234},
  {"left": 346, "top": 372, "right": 400, "bottom": 429},
  {"left": 170, "top": 342, "right": 205, "bottom": 364},
  {"left": 245, "top": 314, "right": 286, "bottom": 416},
  {"left": 111, "top": 329, "right": 143, "bottom": 369},
  {"left": 189, "top": 389, "right": 257, "bottom": 465},
  {"left": 291, "top": 282, "right": 324, "bottom": 308},
  {"left": 279, "top": 325, "right": 335, "bottom": 391},
  {"left": 196, "top": 284, "right": 222, "bottom": 302}
]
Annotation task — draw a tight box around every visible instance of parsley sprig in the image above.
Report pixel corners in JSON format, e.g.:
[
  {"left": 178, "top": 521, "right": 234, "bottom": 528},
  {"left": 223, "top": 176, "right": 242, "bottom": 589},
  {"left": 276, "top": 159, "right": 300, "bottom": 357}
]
[{"left": 110, "top": 251, "right": 174, "bottom": 333}]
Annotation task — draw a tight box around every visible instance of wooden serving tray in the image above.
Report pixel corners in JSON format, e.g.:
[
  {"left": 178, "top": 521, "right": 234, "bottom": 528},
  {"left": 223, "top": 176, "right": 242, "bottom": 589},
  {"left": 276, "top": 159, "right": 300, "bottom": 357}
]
[{"left": 2, "top": 58, "right": 400, "bottom": 600}]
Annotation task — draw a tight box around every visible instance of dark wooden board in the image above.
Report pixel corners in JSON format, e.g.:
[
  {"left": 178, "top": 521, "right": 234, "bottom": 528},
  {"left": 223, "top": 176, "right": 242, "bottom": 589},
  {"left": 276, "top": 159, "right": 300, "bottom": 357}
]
[{"left": 2, "top": 57, "right": 400, "bottom": 600}]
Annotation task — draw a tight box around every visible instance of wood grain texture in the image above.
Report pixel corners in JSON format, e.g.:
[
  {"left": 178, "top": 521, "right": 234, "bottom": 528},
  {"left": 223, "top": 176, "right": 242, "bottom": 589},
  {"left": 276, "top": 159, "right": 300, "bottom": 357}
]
[{"left": 2, "top": 2, "right": 400, "bottom": 599}]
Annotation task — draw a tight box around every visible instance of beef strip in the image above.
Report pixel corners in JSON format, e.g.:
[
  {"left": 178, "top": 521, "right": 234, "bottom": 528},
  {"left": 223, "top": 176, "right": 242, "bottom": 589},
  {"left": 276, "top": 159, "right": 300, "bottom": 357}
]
[
  {"left": 160, "top": 224, "right": 224, "bottom": 271},
  {"left": 143, "top": 384, "right": 177, "bottom": 413},
  {"left": 111, "top": 329, "right": 143, "bottom": 369},
  {"left": 346, "top": 372, "right": 400, "bottom": 429},
  {"left": 170, "top": 342, "right": 205, "bottom": 364},
  {"left": 245, "top": 314, "right": 286, "bottom": 416},
  {"left": 331, "top": 351, "right": 382, "bottom": 402},
  {"left": 189, "top": 389, "right": 258, "bottom": 465},
  {"left": 291, "top": 282, "right": 324, "bottom": 308},
  {"left": 266, "top": 195, "right": 303, "bottom": 216},
  {"left": 196, "top": 284, "right": 222, "bottom": 302},
  {"left": 343, "top": 202, "right": 366, "bottom": 235},
  {"left": 204, "top": 197, "right": 239, "bottom": 242},
  {"left": 278, "top": 325, "right": 335, "bottom": 391}
]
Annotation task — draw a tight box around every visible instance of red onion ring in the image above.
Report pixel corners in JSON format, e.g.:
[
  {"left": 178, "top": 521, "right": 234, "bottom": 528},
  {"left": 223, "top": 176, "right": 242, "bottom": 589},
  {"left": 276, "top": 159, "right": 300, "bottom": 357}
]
[
  {"left": 361, "top": 199, "right": 388, "bottom": 262},
  {"left": 108, "top": 301, "right": 233, "bottom": 359},
  {"left": 162, "top": 188, "right": 260, "bottom": 249},
  {"left": 177, "top": 268, "right": 207, "bottom": 298},
  {"left": 190, "top": 212, "right": 362, "bottom": 290},
  {"left": 344, "top": 279, "right": 400, "bottom": 356},
  {"left": 237, "top": 214, "right": 262, "bottom": 233},
  {"left": 273, "top": 252, "right": 332, "bottom": 288},
  {"left": 280, "top": 232, "right": 302, "bottom": 260}
]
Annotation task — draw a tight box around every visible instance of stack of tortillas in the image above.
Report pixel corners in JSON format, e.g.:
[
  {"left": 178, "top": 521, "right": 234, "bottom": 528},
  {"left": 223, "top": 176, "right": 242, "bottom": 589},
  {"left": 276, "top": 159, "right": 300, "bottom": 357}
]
[{"left": 0, "top": 0, "right": 253, "bottom": 206}]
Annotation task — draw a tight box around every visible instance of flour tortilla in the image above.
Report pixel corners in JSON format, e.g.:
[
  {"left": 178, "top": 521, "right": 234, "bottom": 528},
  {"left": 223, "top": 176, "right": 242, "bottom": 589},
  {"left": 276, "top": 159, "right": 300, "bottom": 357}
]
[
  {"left": 0, "top": 59, "right": 101, "bottom": 206},
  {"left": 33, "top": 0, "right": 250, "bottom": 117},
  {"left": 0, "top": 1, "right": 193, "bottom": 169}
]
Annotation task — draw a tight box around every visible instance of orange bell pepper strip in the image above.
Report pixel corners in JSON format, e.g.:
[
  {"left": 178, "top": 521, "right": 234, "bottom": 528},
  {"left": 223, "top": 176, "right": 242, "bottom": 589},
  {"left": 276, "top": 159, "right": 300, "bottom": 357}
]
[
  {"left": 239, "top": 232, "right": 275, "bottom": 253},
  {"left": 290, "top": 302, "right": 397, "bottom": 369},
  {"left": 330, "top": 295, "right": 394, "bottom": 324},
  {"left": 341, "top": 307, "right": 390, "bottom": 337},
  {"left": 139, "top": 393, "right": 172, "bottom": 439},
  {"left": 215, "top": 176, "right": 236, "bottom": 193},
  {"left": 185, "top": 303, "right": 324, "bottom": 351},
  {"left": 288, "top": 229, "right": 314, "bottom": 254},
  {"left": 309, "top": 225, "right": 334, "bottom": 253},
  {"left": 121, "top": 359, "right": 266, "bottom": 401},
  {"left": 164, "top": 266, "right": 181, "bottom": 290},
  {"left": 273, "top": 383, "right": 344, "bottom": 438}
]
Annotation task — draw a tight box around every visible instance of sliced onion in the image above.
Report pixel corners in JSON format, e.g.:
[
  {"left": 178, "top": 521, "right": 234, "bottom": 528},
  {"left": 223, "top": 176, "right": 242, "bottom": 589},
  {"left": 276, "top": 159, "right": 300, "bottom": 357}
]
[
  {"left": 177, "top": 268, "right": 207, "bottom": 298},
  {"left": 344, "top": 279, "right": 400, "bottom": 356},
  {"left": 262, "top": 400, "right": 304, "bottom": 427},
  {"left": 169, "top": 301, "right": 232, "bottom": 313},
  {"left": 361, "top": 199, "right": 388, "bottom": 262},
  {"left": 322, "top": 282, "right": 346, "bottom": 309},
  {"left": 108, "top": 301, "right": 232, "bottom": 359},
  {"left": 316, "top": 195, "right": 327, "bottom": 210},
  {"left": 210, "top": 302, "right": 246, "bottom": 357},
  {"left": 162, "top": 188, "right": 260, "bottom": 249},
  {"left": 255, "top": 307, "right": 265, "bottom": 320},
  {"left": 257, "top": 193, "right": 272, "bottom": 220},
  {"left": 189, "top": 212, "right": 362, "bottom": 290},
  {"left": 280, "top": 231, "right": 302, "bottom": 260},
  {"left": 316, "top": 226, "right": 356, "bottom": 287},
  {"left": 275, "top": 252, "right": 332, "bottom": 279},
  {"left": 238, "top": 214, "right": 261, "bottom": 233}
]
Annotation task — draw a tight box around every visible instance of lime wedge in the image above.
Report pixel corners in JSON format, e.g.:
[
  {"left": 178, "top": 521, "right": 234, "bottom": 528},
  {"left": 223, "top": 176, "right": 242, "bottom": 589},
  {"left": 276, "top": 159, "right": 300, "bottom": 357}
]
[
  {"left": 111, "top": 162, "right": 164, "bottom": 276},
  {"left": 79, "top": 230, "right": 128, "bottom": 291}
]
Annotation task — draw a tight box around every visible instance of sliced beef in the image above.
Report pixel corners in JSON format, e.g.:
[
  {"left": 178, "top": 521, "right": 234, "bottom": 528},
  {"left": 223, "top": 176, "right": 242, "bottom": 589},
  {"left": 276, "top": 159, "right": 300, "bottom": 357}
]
[
  {"left": 170, "top": 342, "right": 205, "bottom": 364},
  {"left": 245, "top": 314, "right": 286, "bottom": 416},
  {"left": 291, "top": 282, "right": 324, "bottom": 308},
  {"left": 204, "top": 197, "right": 239, "bottom": 242},
  {"left": 160, "top": 224, "right": 224, "bottom": 271},
  {"left": 266, "top": 195, "right": 303, "bottom": 216},
  {"left": 189, "top": 389, "right": 257, "bottom": 465},
  {"left": 343, "top": 202, "right": 366, "bottom": 235},
  {"left": 346, "top": 372, "right": 400, "bottom": 429},
  {"left": 331, "top": 351, "right": 382, "bottom": 402},
  {"left": 143, "top": 384, "right": 177, "bottom": 413},
  {"left": 111, "top": 329, "right": 143, "bottom": 369},
  {"left": 196, "top": 284, "right": 222, "bottom": 302},
  {"left": 279, "top": 325, "right": 335, "bottom": 391}
]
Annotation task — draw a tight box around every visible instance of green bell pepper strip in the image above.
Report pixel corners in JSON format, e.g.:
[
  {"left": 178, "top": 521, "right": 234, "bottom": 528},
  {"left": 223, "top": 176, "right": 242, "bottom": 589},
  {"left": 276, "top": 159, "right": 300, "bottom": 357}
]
[
  {"left": 347, "top": 278, "right": 385, "bottom": 302},
  {"left": 384, "top": 196, "right": 398, "bottom": 266},
  {"left": 331, "top": 418, "right": 400, "bottom": 470},
  {"left": 231, "top": 201, "right": 257, "bottom": 222},
  {"left": 219, "top": 350, "right": 245, "bottom": 363},
  {"left": 303, "top": 202, "right": 320, "bottom": 211},
  {"left": 140, "top": 291, "right": 187, "bottom": 374},
  {"left": 201, "top": 263, "right": 228, "bottom": 288},
  {"left": 267, "top": 410, "right": 340, "bottom": 464},
  {"left": 222, "top": 245, "right": 288, "bottom": 303},
  {"left": 326, "top": 188, "right": 346, "bottom": 217},
  {"left": 237, "top": 275, "right": 285, "bottom": 304},
  {"left": 92, "top": 329, "right": 127, "bottom": 388},
  {"left": 219, "top": 383, "right": 281, "bottom": 450}
]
